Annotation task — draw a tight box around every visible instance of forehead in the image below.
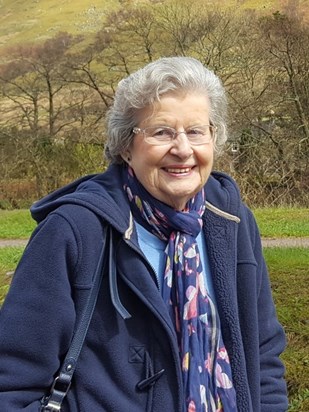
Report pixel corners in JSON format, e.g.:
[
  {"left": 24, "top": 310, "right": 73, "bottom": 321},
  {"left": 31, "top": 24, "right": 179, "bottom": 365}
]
[{"left": 137, "top": 91, "right": 210, "bottom": 125}]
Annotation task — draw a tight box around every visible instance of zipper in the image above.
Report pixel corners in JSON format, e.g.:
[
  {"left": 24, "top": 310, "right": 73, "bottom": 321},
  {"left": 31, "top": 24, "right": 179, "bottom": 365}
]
[{"left": 206, "top": 201, "right": 241, "bottom": 223}]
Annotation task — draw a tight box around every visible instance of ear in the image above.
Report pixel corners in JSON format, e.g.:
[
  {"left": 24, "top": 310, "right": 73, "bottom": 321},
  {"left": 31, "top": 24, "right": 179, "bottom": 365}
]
[{"left": 120, "top": 151, "right": 132, "bottom": 164}]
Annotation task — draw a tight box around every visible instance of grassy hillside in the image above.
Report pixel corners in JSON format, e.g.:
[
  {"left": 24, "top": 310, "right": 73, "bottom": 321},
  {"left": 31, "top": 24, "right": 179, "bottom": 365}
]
[
  {"left": 1, "top": 0, "right": 306, "bottom": 47},
  {"left": 0, "top": 0, "right": 118, "bottom": 46}
]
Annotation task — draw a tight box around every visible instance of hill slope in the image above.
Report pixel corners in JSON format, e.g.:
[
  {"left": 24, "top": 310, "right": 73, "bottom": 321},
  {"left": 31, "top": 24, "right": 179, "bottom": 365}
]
[
  {"left": 0, "top": 0, "right": 118, "bottom": 46},
  {"left": 1, "top": 0, "right": 306, "bottom": 48}
]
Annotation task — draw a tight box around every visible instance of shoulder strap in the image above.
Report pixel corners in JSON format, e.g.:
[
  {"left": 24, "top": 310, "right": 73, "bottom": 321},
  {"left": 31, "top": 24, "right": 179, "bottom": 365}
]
[{"left": 41, "top": 225, "right": 111, "bottom": 412}]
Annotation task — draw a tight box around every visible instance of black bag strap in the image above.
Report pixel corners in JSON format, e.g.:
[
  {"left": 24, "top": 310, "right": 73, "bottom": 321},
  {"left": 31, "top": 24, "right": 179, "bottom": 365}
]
[{"left": 41, "top": 225, "right": 111, "bottom": 412}]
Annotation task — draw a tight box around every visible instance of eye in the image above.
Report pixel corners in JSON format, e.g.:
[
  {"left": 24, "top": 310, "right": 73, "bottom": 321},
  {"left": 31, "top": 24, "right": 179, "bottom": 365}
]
[
  {"left": 153, "top": 128, "right": 168, "bottom": 136},
  {"left": 186, "top": 127, "right": 204, "bottom": 137},
  {"left": 148, "top": 127, "right": 174, "bottom": 139}
]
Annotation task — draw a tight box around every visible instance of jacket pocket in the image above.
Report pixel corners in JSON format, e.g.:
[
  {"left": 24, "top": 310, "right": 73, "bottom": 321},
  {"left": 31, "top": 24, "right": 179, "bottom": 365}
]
[{"left": 130, "top": 346, "right": 164, "bottom": 412}]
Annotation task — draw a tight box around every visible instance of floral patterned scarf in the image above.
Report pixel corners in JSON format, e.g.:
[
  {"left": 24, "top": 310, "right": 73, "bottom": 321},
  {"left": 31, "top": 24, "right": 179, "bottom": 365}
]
[{"left": 123, "top": 166, "right": 237, "bottom": 412}]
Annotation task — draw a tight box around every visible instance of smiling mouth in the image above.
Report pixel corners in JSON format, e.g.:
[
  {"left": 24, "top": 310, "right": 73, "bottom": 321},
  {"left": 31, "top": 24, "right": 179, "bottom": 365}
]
[{"left": 164, "top": 167, "right": 193, "bottom": 174}]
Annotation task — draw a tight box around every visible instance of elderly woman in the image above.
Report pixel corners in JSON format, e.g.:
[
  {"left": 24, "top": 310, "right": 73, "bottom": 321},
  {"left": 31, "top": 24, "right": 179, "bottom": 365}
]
[{"left": 0, "top": 57, "right": 287, "bottom": 411}]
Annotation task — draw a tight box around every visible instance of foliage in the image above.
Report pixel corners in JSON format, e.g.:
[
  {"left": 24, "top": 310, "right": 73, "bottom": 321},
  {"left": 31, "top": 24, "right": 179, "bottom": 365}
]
[{"left": 0, "top": 0, "right": 309, "bottom": 207}]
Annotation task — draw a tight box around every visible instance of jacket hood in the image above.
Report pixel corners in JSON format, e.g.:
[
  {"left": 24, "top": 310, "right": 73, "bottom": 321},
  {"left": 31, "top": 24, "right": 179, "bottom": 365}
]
[
  {"left": 30, "top": 164, "right": 241, "bottom": 229},
  {"left": 30, "top": 164, "right": 132, "bottom": 233},
  {"left": 205, "top": 171, "right": 241, "bottom": 223}
]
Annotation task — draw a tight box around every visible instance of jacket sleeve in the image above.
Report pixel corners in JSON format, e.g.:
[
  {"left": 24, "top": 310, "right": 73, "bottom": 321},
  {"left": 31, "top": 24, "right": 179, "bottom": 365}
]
[
  {"left": 246, "top": 207, "right": 288, "bottom": 412},
  {"left": 0, "top": 212, "right": 78, "bottom": 410}
]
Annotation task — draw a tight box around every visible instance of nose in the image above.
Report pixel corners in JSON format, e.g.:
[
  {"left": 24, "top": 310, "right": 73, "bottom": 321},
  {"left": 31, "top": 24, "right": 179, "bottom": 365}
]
[{"left": 169, "top": 131, "right": 193, "bottom": 159}]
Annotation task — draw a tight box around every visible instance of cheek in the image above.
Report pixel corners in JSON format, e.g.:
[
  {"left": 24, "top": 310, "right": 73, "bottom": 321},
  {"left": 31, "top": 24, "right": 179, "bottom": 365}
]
[
  {"left": 197, "top": 151, "right": 213, "bottom": 182},
  {"left": 130, "top": 154, "right": 159, "bottom": 186},
  {"left": 198, "top": 148, "right": 213, "bottom": 168},
  {"left": 131, "top": 147, "right": 166, "bottom": 176}
]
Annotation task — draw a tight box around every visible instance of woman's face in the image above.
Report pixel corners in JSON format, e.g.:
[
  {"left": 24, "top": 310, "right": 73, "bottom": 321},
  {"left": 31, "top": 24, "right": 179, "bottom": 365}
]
[{"left": 123, "top": 92, "right": 214, "bottom": 211}]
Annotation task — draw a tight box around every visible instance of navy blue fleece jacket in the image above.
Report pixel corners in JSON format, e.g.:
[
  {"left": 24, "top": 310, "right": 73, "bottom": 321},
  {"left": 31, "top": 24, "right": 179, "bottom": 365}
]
[{"left": 0, "top": 164, "right": 288, "bottom": 411}]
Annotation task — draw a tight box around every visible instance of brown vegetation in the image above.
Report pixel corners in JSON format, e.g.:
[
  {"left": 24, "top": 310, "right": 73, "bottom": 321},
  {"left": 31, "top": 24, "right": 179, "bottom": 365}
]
[{"left": 0, "top": 0, "right": 308, "bottom": 208}]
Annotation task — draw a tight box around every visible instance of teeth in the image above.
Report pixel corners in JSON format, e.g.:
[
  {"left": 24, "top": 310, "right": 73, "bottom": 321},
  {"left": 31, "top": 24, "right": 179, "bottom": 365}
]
[{"left": 166, "top": 168, "right": 191, "bottom": 173}]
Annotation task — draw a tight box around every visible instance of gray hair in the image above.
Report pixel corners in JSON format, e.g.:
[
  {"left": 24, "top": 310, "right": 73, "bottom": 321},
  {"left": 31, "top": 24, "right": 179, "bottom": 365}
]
[{"left": 105, "top": 56, "right": 228, "bottom": 164}]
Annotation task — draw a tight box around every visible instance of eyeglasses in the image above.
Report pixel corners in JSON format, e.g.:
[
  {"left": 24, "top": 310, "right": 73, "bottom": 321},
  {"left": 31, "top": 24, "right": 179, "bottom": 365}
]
[{"left": 132, "top": 125, "right": 216, "bottom": 146}]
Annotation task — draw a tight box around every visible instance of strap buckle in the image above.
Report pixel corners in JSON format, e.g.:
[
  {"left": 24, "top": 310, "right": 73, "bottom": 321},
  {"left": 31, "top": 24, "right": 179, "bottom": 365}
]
[{"left": 42, "top": 375, "right": 71, "bottom": 411}]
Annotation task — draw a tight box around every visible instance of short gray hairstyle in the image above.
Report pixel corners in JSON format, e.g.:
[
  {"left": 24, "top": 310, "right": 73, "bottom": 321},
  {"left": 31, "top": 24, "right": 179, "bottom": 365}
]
[{"left": 105, "top": 56, "right": 228, "bottom": 164}]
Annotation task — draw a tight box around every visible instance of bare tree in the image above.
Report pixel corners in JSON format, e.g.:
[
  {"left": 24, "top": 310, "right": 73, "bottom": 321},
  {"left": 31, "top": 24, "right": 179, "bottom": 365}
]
[{"left": 1, "top": 1, "right": 308, "bottom": 206}]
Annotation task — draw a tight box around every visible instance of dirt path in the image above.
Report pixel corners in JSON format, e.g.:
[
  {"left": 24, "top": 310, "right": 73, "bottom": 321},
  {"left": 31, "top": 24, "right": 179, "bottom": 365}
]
[
  {"left": 0, "top": 238, "right": 309, "bottom": 248},
  {"left": 261, "top": 237, "right": 309, "bottom": 248},
  {"left": 0, "top": 239, "right": 29, "bottom": 248}
]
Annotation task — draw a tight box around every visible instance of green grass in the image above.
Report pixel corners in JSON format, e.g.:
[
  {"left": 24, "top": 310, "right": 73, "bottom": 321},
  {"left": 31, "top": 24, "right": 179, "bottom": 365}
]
[
  {"left": 0, "top": 209, "right": 36, "bottom": 239},
  {"left": 264, "top": 248, "right": 309, "bottom": 412},
  {"left": 0, "top": 245, "right": 308, "bottom": 410},
  {"left": 253, "top": 207, "right": 309, "bottom": 238},
  {"left": 0, "top": 208, "right": 308, "bottom": 239},
  {"left": 0, "top": 246, "right": 24, "bottom": 304}
]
